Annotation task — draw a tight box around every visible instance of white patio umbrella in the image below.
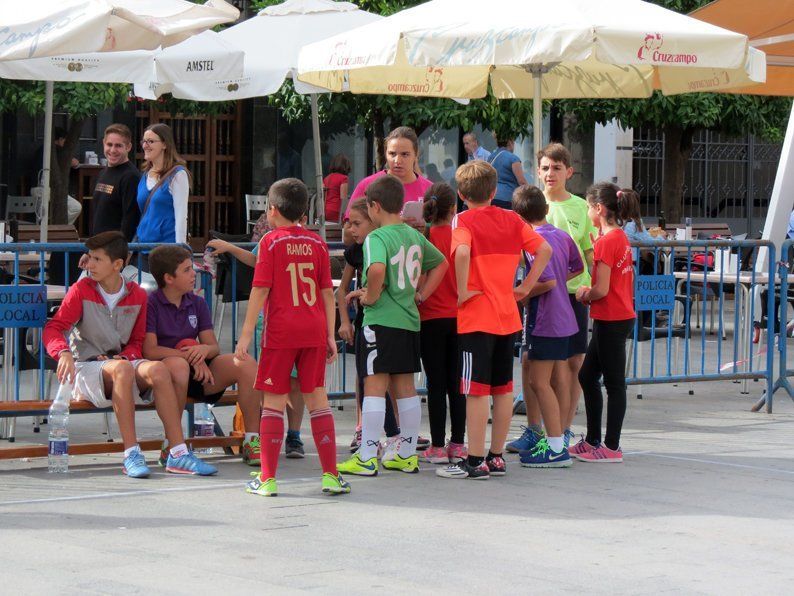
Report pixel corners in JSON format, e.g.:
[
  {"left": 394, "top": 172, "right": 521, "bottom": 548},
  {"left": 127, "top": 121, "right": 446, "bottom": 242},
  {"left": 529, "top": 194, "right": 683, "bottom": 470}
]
[
  {"left": 134, "top": 0, "right": 383, "bottom": 237},
  {"left": 0, "top": 0, "right": 240, "bottom": 239},
  {"left": 297, "top": 0, "right": 766, "bottom": 161}
]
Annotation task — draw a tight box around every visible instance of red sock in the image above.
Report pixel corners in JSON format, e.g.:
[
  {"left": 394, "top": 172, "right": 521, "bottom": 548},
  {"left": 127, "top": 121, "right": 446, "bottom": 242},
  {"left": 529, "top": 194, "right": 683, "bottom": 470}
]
[
  {"left": 310, "top": 407, "right": 337, "bottom": 476},
  {"left": 260, "top": 408, "right": 284, "bottom": 479}
]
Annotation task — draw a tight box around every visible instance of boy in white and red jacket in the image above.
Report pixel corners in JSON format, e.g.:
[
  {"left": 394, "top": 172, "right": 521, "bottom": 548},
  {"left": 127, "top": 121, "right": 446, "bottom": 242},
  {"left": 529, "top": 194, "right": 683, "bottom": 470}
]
[{"left": 44, "top": 231, "right": 217, "bottom": 478}]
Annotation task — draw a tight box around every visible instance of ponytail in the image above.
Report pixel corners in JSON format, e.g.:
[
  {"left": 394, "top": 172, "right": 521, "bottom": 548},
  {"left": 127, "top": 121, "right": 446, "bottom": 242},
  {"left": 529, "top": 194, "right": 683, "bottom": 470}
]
[
  {"left": 619, "top": 188, "right": 644, "bottom": 231},
  {"left": 423, "top": 182, "right": 456, "bottom": 225}
]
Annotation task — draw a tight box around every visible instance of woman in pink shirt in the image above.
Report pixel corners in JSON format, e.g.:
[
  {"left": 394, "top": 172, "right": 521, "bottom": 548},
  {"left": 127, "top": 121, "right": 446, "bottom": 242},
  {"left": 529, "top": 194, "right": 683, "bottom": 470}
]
[{"left": 342, "top": 126, "right": 432, "bottom": 242}]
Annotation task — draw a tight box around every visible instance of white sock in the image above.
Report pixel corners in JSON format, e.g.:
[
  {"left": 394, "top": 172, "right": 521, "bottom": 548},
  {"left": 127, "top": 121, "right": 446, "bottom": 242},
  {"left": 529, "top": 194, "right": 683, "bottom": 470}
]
[
  {"left": 123, "top": 444, "right": 140, "bottom": 458},
  {"left": 548, "top": 436, "right": 565, "bottom": 452},
  {"left": 396, "top": 396, "right": 422, "bottom": 458},
  {"left": 169, "top": 443, "right": 189, "bottom": 458},
  {"left": 244, "top": 432, "right": 259, "bottom": 442},
  {"left": 359, "top": 396, "right": 386, "bottom": 460}
]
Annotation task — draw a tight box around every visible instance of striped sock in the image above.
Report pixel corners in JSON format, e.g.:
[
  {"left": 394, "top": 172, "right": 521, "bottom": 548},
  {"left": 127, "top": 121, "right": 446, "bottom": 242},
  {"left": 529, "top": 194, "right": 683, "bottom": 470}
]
[
  {"left": 309, "top": 407, "right": 337, "bottom": 476},
  {"left": 259, "top": 408, "right": 284, "bottom": 479}
]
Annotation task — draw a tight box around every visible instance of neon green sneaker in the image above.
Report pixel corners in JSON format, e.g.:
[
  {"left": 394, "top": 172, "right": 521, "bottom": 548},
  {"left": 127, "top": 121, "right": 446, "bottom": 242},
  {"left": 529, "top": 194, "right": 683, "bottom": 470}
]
[
  {"left": 245, "top": 472, "right": 278, "bottom": 497},
  {"left": 337, "top": 453, "right": 378, "bottom": 476},
  {"left": 321, "top": 472, "right": 351, "bottom": 495},
  {"left": 382, "top": 453, "right": 419, "bottom": 474},
  {"left": 241, "top": 436, "right": 261, "bottom": 466}
]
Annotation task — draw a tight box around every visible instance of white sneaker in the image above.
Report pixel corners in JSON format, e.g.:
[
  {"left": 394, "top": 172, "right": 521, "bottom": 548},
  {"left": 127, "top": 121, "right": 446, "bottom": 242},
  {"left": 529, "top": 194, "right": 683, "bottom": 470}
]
[{"left": 381, "top": 435, "right": 400, "bottom": 462}]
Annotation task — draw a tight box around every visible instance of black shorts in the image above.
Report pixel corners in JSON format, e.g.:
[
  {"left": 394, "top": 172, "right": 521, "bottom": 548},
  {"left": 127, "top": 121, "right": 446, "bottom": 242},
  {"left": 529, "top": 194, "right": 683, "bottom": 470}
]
[
  {"left": 188, "top": 358, "right": 225, "bottom": 404},
  {"left": 568, "top": 294, "right": 589, "bottom": 357},
  {"left": 459, "top": 332, "right": 516, "bottom": 397},
  {"left": 525, "top": 334, "right": 571, "bottom": 361},
  {"left": 356, "top": 324, "right": 421, "bottom": 377}
]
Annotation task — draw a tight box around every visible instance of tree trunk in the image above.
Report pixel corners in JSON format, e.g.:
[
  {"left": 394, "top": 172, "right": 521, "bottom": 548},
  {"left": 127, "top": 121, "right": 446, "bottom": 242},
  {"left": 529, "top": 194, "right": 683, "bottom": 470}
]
[
  {"left": 48, "top": 118, "right": 84, "bottom": 225},
  {"left": 373, "top": 108, "right": 385, "bottom": 171},
  {"left": 661, "top": 124, "right": 694, "bottom": 224}
]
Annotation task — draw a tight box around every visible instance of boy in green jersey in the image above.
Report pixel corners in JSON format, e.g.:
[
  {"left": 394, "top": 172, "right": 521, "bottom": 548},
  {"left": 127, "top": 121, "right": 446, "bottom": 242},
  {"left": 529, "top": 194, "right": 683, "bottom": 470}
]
[
  {"left": 509, "top": 143, "right": 597, "bottom": 454},
  {"left": 338, "top": 175, "right": 448, "bottom": 476}
]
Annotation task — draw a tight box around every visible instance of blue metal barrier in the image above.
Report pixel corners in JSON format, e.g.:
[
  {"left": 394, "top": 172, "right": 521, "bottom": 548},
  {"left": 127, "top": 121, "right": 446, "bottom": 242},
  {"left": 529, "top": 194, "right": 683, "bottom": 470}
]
[
  {"left": 626, "top": 239, "right": 777, "bottom": 403},
  {"left": 756, "top": 239, "right": 794, "bottom": 412}
]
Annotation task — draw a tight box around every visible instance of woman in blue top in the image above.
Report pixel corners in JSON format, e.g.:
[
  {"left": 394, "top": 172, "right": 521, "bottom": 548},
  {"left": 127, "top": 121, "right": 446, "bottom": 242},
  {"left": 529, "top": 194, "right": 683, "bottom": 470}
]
[
  {"left": 136, "top": 123, "right": 191, "bottom": 247},
  {"left": 488, "top": 137, "right": 528, "bottom": 209}
]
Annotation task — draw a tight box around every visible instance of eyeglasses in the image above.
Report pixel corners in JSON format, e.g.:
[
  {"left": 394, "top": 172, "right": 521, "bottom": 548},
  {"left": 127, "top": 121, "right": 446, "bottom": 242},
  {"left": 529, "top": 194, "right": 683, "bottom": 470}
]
[{"left": 140, "top": 139, "right": 162, "bottom": 146}]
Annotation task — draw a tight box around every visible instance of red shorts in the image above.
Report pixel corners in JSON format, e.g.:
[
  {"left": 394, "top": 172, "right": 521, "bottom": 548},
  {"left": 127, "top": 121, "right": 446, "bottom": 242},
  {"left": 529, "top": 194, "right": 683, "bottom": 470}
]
[{"left": 255, "top": 346, "right": 326, "bottom": 394}]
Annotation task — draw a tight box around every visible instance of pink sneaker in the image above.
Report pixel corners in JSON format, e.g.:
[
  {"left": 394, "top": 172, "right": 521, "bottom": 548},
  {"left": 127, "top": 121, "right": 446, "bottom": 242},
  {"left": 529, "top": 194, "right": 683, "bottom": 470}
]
[
  {"left": 568, "top": 437, "right": 595, "bottom": 460},
  {"left": 577, "top": 444, "right": 623, "bottom": 463},
  {"left": 421, "top": 445, "right": 449, "bottom": 464},
  {"left": 447, "top": 442, "right": 468, "bottom": 462}
]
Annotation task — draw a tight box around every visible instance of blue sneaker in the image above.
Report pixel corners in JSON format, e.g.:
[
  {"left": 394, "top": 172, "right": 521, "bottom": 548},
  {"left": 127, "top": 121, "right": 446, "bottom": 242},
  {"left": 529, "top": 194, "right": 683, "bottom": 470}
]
[
  {"left": 166, "top": 452, "right": 218, "bottom": 476},
  {"left": 520, "top": 438, "right": 572, "bottom": 468},
  {"left": 123, "top": 449, "right": 151, "bottom": 478},
  {"left": 563, "top": 429, "right": 576, "bottom": 449},
  {"left": 506, "top": 426, "right": 543, "bottom": 453}
]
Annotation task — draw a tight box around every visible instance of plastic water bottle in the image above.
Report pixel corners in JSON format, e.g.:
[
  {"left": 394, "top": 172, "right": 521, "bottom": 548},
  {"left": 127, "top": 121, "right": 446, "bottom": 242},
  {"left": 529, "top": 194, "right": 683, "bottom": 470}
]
[
  {"left": 658, "top": 210, "right": 666, "bottom": 231},
  {"left": 48, "top": 382, "right": 71, "bottom": 473},
  {"left": 193, "top": 403, "right": 214, "bottom": 454},
  {"left": 685, "top": 217, "right": 693, "bottom": 240}
]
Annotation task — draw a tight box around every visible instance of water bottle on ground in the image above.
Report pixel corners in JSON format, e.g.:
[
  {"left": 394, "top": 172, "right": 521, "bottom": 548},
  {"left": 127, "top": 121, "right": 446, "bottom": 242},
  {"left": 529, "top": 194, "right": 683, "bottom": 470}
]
[
  {"left": 48, "top": 382, "right": 71, "bottom": 473},
  {"left": 685, "top": 217, "right": 693, "bottom": 240},
  {"left": 193, "top": 402, "right": 215, "bottom": 454}
]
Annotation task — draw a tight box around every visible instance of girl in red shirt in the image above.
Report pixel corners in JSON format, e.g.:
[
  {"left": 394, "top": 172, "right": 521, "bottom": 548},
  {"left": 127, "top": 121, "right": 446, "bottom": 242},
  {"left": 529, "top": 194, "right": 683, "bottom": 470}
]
[
  {"left": 323, "top": 153, "right": 351, "bottom": 223},
  {"left": 418, "top": 183, "right": 466, "bottom": 464},
  {"left": 571, "top": 182, "right": 636, "bottom": 463}
]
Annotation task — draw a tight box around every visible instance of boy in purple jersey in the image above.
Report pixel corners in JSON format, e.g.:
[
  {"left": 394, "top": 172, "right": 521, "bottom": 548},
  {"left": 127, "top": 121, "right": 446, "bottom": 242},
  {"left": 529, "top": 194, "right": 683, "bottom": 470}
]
[{"left": 512, "top": 186, "right": 583, "bottom": 467}]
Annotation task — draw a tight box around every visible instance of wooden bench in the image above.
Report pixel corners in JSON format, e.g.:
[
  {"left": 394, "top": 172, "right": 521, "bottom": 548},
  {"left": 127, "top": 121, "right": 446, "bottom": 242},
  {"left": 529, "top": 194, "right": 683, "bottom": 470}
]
[
  {"left": 12, "top": 224, "right": 80, "bottom": 243},
  {"left": 0, "top": 392, "right": 242, "bottom": 461},
  {"left": 663, "top": 222, "right": 732, "bottom": 239}
]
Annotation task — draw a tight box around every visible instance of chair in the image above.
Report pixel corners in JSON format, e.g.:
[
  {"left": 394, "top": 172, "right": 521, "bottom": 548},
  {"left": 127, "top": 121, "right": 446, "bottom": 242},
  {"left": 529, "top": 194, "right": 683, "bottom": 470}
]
[
  {"left": 245, "top": 194, "right": 268, "bottom": 232},
  {"left": 5, "top": 196, "right": 37, "bottom": 222},
  {"left": 209, "top": 230, "right": 254, "bottom": 343}
]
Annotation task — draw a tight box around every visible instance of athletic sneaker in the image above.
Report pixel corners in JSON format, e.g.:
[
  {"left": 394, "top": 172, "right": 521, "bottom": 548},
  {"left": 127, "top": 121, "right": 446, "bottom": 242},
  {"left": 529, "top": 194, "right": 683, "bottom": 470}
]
[
  {"left": 321, "top": 473, "right": 351, "bottom": 495},
  {"left": 506, "top": 426, "right": 543, "bottom": 453},
  {"left": 486, "top": 455, "right": 506, "bottom": 476},
  {"left": 381, "top": 435, "right": 401, "bottom": 462},
  {"left": 563, "top": 429, "right": 576, "bottom": 449},
  {"left": 165, "top": 452, "right": 218, "bottom": 476},
  {"left": 436, "top": 460, "right": 489, "bottom": 480},
  {"left": 349, "top": 429, "right": 362, "bottom": 453},
  {"left": 519, "top": 438, "right": 572, "bottom": 468},
  {"left": 241, "top": 436, "right": 261, "bottom": 466},
  {"left": 285, "top": 435, "right": 305, "bottom": 459},
  {"left": 568, "top": 436, "right": 596, "bottom": 460},
  {"left": 382, "top": 453, "right": 419, "bottom": 474},
  {"left": 337, "top": 453, "right": 379, "bottom": 476},
  {"left": 417, "top": 435, "right": 430, "bottom": 451},
  {"left": 246, "top": 472, "right": 278, "bottom": 497},
  {"left": 576, "top": 444, "right": 623, "bottom": 463},
  {"left": 122, "top": 449, "right": 150, "bottom": 479},
  {"left": 421, "top": 445, "right": 449, "bottom": 464},
  {"left": 447, "top": 442, "right": 467, "bottom": 463}
]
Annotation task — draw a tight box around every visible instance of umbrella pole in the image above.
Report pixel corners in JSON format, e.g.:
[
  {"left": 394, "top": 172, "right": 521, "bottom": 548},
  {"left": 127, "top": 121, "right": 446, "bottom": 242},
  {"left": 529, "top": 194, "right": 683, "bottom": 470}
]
[
  {"left": 40, "top": 80, "right": 54, "bottom": 242},
  {"left": 531, "top": 67, "right": 543, "bottom": 185},
  {"left": 310, "top": 93, "right": 325, "bottom": 240}
]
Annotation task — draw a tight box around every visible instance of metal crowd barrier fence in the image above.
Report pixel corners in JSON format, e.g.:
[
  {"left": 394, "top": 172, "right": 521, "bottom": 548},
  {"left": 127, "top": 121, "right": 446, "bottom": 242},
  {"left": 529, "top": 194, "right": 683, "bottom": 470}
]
[
  {"left": 626, "top": 239, "right": 777, "bottom": 405},
  {"left": 756, "top": 239, "right": 794, "bottom": 412},
  {"left": 0, "top": 242, "right": 199, "bottom": 441}
]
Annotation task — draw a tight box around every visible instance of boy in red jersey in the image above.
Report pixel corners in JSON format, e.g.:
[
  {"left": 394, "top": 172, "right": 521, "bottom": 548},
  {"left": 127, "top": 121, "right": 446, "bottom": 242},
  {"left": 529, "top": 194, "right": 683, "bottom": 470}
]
[
  {"left": 437, "top": 162, "right": 552, "bottom": 480},
  {"left": 235, "top": 178, "right": 349, "bottom": 497}
]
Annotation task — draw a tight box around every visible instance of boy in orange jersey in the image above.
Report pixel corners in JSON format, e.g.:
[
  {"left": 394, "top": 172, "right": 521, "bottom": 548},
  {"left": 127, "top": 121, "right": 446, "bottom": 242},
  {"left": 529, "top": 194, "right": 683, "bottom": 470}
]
[{"left": 437, "top": 161, "right": 552, "bottom": 480}]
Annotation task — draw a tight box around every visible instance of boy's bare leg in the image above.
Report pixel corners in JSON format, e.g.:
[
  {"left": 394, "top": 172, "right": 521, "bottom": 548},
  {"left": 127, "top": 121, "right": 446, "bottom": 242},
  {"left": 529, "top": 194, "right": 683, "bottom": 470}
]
[
  {"left": 205, "top": 354, "right": 262, "bottom": 433},
  {"left": 286, "top": 381, "right": 305, "bottom": 434},
  {"left": 162, "top": 357, "right": 190, "bottom": 411},
  {"left": 552, "top": 361, "right": 571, "bottom": 433},
  {"left": 135, "top": 360, "right": 185, "bottom": 448},
  {"left": 521, "top": 355, "right": 542, "bottom": 427},
  {"left": 566, "top": 354, "right": 584, "bottom": 428},
  {"left": 489, "top": 394, "right": 513, "bottom": 455},
  {"left": 466, "top": 395, "right": 489, "bottom": 458},
  {"left": 528, "top": 360, "right": 560, "bottom": 438},
  {"left": 101, "top": 359, "right": 138, "bottom": 449}
]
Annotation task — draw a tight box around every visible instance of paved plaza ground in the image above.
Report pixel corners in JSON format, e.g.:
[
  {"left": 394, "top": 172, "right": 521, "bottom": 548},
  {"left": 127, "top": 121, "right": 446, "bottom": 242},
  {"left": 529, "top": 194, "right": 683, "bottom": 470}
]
[{"left": 2, "top": 373, "right": 794, "bottom": 594}]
